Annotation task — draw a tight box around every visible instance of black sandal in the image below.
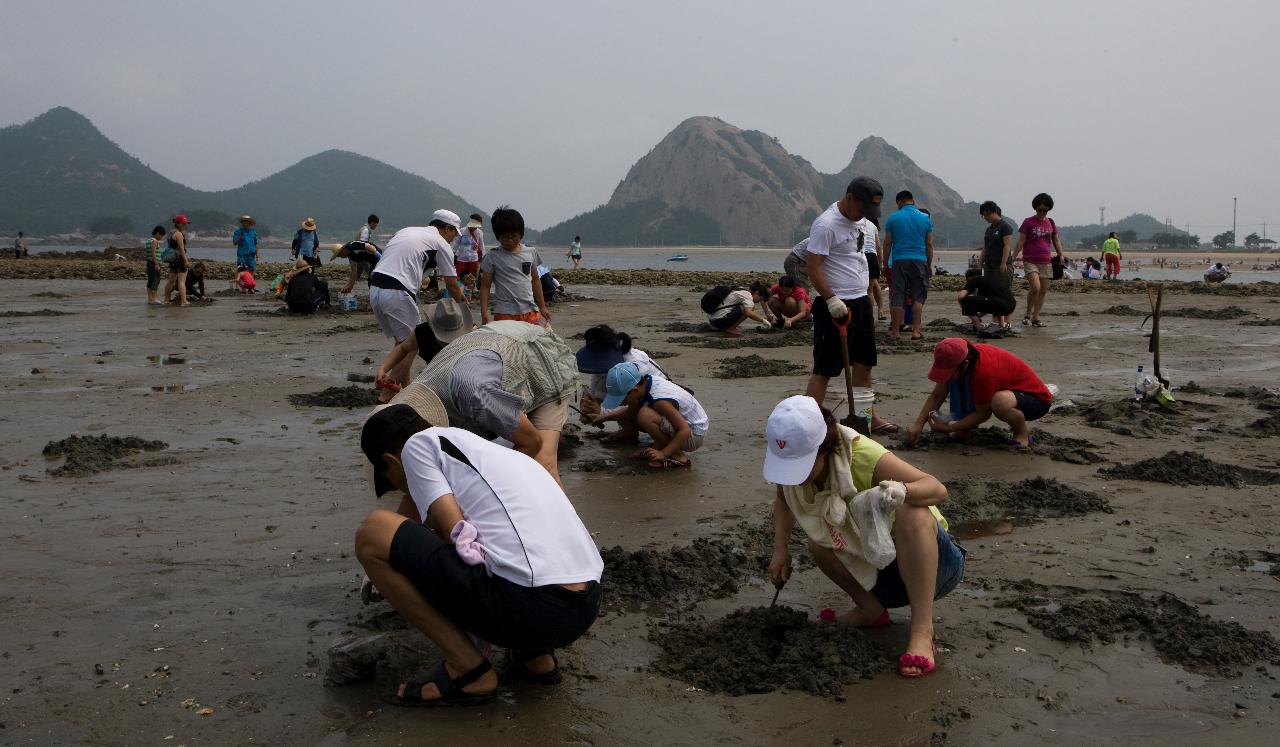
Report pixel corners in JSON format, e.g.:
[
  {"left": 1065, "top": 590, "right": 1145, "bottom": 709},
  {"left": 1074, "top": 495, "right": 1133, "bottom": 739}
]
[
  {"left": 1031, "top": 319, "right": 1047, "bottom": 327},
  {"left": 393, "top": 659, "right": 496, "bottom": 707},
  {"left": 509, "top": 648, "right": 563, "bottom": 685}
]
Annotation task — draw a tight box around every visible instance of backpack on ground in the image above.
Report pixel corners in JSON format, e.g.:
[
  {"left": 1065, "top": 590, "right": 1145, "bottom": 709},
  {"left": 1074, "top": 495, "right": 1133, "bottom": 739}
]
[{"left": 700, "top": 285, "right": 732, "bottom": 314}]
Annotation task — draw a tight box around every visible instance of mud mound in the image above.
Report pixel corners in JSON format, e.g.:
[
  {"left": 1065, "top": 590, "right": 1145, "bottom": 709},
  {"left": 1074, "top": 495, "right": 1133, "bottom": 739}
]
[
  {"left": 30, "top": 291, "right": 69, "bottom": 299},
  {"left": 600, "top": 538, "right": 750, "bottom": 607},
  {"left": 287, "top": 386, "right": 379, "bottom": 408},
  {"left": 899, "top": 427, "right": 1103, "bottom": 465},
  {"left": 945, "top": 477, "right": 1111, "bottom": 524},
  {"left": 1243, "top": 414, "right": 1280, "bottom": 437},
  {"left": 1164, "top": 305, "right": 1249, "bottom": 319},
  {"left": 729, "top": 516, "right": 814, "bottom": 573},
  {"left": 1005, "top": 588, "right": 1280, "bottom": 675},
  {"left": 651, "top": 606, "right": 887, "bottom": 696},
  {"left": 570, "top": 456, "right": 646, "bottom": 475},
  {"left": 1067, "top": 398, "right": 1188, "bottom": 438},
  {"left": 1179, "top": 382, "right": 1280, "bottom": 411},
  {"left": 1099, "top": 450, "right": 1280, "bottom": 487},
  {"left": 647, "top": 350, "right": 678, "bottom": 359},
  {"left": 1241, "top": 318, "right": 1280, "bottom": 326},
  {"left": 667, "top": 330, "right": 813, "bottom": 349},
  {"left": 1, "top": 308, "right": 70, "bottom": 317},
  {"left": 42, "top": 434, "right": 169, "bottom": 477},
  {"left": 1093, "top": 304, "right": 1249, "bottom": 319},
  {"left": 926, "top": 318, "right": 958, "bottom": 328},
  {"left": 1095, "top": 304, "right": 1146, "bottom": 316},
  {"left": 713, "top": 354, "right": 806, "bottom": 379},
  {"left": 660, "top": 321, "right": 711, "bottom": 333}
]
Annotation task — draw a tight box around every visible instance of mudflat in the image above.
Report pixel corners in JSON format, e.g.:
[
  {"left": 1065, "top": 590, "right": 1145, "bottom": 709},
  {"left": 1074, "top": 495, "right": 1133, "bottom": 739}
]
[{"left": 2, "top": 276, "right": 1279, "bottom": 745}]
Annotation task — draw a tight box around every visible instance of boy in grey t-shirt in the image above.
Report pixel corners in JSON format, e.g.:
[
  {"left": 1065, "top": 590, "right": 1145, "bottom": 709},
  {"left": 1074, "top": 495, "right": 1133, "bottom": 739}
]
[{"left": 479, "top": 206, "right": 551, "bottom": 325}]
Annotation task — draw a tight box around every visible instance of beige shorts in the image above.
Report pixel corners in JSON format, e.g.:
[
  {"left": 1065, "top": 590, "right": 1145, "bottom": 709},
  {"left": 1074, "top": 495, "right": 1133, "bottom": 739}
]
[
  {"left": 1024, "top": 262, "right": 1053, "bottom": 278},
  {"left": 659, "top": 420, "right": 704, "bottom": 452},
  {"left": 528, "top": 398, "right": 569, "bottom": 432}
]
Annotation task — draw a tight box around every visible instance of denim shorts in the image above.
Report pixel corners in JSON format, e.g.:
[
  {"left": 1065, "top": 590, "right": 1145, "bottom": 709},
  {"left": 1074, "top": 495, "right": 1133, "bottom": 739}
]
[{"left": 871, "top": 517, "right": 966, "bottom": 609}]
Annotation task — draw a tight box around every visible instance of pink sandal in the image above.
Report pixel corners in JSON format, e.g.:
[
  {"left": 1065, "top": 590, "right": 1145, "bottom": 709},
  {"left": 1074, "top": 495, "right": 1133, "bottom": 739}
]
[{"left": 898, "top": 641, "right": 937, "bottom": 679}]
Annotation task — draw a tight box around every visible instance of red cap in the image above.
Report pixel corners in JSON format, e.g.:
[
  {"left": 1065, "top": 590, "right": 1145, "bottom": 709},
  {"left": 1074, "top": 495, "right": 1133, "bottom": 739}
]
[
  {"left": 927, "top": 338, "right": 970, "bottom": 382},
  {"left": 173, "top": 214, "right": 190, "bottom": 225}
]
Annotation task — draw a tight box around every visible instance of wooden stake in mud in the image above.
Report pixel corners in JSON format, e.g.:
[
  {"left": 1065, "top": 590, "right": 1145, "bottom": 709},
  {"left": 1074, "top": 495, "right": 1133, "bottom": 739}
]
[{"left": 1146, "top": 283, "right": 1170, "bottom": 388}]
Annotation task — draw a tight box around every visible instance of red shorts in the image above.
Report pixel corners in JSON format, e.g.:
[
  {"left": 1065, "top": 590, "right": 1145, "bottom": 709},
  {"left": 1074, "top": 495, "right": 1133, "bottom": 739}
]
[
  {"left": 494, "top": 310, "right": 542, "bottom": 325},
  {"left": 455, "top": 260, "right": 480, "bottom": 278},
  {"left": 1105, "top": 255, "right": 1120, "bottom": 275}
]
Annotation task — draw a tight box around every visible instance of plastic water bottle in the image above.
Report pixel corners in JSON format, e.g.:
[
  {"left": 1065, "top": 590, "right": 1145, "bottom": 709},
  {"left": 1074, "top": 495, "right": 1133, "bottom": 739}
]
[{"left": 1134, "top": 366, "right": 1145, "bottom": 401}]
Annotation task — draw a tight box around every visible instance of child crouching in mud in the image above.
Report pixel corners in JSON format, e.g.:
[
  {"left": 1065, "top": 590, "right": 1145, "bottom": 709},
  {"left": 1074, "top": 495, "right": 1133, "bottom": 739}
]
[
  {"left": 355, "top": 394, "right": 602, "bottom": 706},
  {"left": 764, "top": 395, "right": 965, "bottom": 678},
  {"left": 598, "top": 361, "right": 709, "bottom": 469}
]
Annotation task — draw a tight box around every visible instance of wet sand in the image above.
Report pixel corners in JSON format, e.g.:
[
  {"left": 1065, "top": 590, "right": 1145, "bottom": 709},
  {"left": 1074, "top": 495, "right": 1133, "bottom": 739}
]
[{"left": 2, "top": 276, "right": 1279, "bottom": 745}]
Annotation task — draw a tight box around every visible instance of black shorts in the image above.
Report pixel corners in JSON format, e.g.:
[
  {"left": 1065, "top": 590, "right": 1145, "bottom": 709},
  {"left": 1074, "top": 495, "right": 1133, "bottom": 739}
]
[
  {"left": 1013, "top": 390, "right": 1051, "bottom": 422},
  {"left": 168, "top": 257, "right": 187, "bottom": 274},
  {"left": 389, "top": 519, "right": 601, "bottom": 650},
  {"left": 812, "top": 295, "right": 877, "bottom": 377},
  {"left": 146, "top": 260, "right": 162, "bottom": 290},
  {"left": 960, "top": 296, "right": 1015, "bottom": 317},
  {"left": 304, "top": 254, "right": 322, "bottom": 268},
  {"left": 864, "top": 251, "right": 881, "bottom": 279},
  {"left": 708, "top": 306, "right": 745, "bottom": 331}
]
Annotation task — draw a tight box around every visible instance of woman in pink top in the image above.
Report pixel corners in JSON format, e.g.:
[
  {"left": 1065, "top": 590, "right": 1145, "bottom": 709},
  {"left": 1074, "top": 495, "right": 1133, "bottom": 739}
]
[{"left": 1011, "top": 193, "right": 1065, "bottom": 327}]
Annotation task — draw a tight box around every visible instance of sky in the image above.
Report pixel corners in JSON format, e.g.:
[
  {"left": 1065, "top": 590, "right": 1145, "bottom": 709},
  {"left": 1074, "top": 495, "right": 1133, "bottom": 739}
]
[{"left": 2, "top": 0, "right": 1277, "bottom": 237}]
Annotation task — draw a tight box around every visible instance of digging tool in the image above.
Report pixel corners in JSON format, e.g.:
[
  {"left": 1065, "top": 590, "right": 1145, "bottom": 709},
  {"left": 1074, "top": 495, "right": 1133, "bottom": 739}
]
[
  {"left": 770, "top": 579, "right": 785, "bottom": 607},
  {"left": 834, "top": 313, "right": 868, "bottom": 434}
]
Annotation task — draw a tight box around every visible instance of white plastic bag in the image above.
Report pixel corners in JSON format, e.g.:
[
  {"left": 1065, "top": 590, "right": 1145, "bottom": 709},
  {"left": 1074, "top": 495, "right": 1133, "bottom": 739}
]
[{"left": 850, "top": 480, "right": 907, "bottom": 569}]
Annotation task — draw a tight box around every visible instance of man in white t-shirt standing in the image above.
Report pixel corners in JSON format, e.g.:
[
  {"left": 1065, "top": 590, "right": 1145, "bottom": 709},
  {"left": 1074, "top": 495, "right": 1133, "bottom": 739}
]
[
  {"left": 804, "top": 177, "right": 896, "bottom": 433},
  {"left": 356, "top": 395, "right": 602, "bottom": 706},
  {"left": 370, "top": 209, "right": 465, "bottom": 395}
]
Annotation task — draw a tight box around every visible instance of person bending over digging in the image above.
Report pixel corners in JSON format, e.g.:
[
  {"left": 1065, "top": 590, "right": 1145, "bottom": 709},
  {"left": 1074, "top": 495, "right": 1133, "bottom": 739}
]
[
  {"left": 597, "top": 361, "right": 709, "bottom": 469},
  {"left": 574, "top": 325, "right": 671, "bottom": 444},
  {"left": 356, "top": 397, "right": 602, "bottom": 707},
  {"left": 905, "top": 337, "right": 1053, "bottom": 448},
  {"left": 764, "top": 395, "right": 965, "bottom": 678}
]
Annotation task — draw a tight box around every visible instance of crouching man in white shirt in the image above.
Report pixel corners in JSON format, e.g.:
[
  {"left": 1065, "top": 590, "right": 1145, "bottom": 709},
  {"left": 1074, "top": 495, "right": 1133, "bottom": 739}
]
[{"left": 355, "top": 388, "right": 603, "bottom": 707}]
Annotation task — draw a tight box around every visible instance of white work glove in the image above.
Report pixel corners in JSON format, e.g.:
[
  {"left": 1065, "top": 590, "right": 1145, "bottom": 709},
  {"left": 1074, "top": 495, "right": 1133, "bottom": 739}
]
[
  {"left": 359, "top": 575, "right": 382, "bottom": 605},
  {"left": 825, "top": 295, "right": 849, "bottom": 319},
  {"left": 873, "top": 480, "right": 907, "bottom": 510}
]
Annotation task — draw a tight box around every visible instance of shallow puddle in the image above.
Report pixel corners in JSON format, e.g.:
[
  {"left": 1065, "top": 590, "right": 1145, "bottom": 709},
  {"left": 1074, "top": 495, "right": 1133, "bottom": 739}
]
[{"left": 146, "top": 354, "right": 188, "bottom": 365}]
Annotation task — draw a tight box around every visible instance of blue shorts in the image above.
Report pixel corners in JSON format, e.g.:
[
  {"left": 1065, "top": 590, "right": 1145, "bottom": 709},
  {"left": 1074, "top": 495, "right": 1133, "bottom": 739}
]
[
  {"left": 871, "top": 517, "right": 966, "bottom": 609},
  {"left": 237, "top": 253, "right": 257, "bottom": 271}
]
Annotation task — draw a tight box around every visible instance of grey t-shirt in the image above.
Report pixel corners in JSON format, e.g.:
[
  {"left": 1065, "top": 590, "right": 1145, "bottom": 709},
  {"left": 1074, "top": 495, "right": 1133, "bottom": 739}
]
[{"left": 480, "top": 245, "right": 542, "bottom": 315}]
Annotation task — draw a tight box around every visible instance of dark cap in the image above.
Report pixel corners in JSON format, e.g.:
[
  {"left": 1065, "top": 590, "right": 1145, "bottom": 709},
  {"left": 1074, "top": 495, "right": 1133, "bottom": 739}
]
[
  {"left": 846, "top": 176, "right": 884, "bottom": 227},
  {"left": 361, "top": 404, "right": 429, "bottom": 496}
]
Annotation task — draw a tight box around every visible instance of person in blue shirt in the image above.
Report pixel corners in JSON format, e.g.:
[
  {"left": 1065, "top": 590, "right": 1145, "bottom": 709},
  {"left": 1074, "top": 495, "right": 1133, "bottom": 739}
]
[
  {"left": 231, "top": 215, "right": 259, "bottom": 271},
  {"left": 294, "top": 217, "right": 321, "bottom": 267},
  {"left": 882, "top": 190, "right": 934, "bottom": 340}
]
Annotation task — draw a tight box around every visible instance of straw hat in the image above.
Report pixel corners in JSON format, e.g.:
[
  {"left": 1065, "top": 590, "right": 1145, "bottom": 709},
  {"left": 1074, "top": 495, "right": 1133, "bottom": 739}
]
[
  {"left": 425, "top": 298, "right": 474, "bottom": 343},
  {"left": 301, "top": 217, "right": 317, "bottom": 231},
  {"left": 239, "top": 215, "right": 255, "bottom": 225},
  {"left": 386, "top": 381, "right": 451, "bottom": 428}
]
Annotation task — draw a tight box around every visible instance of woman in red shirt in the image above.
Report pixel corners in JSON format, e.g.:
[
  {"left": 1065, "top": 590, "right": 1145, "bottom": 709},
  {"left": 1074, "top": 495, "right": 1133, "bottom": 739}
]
[
  {"left": 752, "top": 276, "right": 812, "bottom": 328},
  {"left": 904, "top": 338, "right": 1052, "bottom": 447}
]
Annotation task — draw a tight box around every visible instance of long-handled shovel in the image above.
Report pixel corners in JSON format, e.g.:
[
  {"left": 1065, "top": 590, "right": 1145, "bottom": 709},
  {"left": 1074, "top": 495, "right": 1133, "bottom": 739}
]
[{"left": 835, "top": 314, "right": 869, "bottom": 435}]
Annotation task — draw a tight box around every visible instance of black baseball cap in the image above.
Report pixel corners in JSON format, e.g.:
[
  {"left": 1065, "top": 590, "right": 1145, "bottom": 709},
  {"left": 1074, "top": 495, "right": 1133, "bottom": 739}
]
[
  {"left": 361, "top": 404, "right": 429, "bottom": 496},
  {"left": 847, "top": 176, "right": 884, "bottom": 227}
]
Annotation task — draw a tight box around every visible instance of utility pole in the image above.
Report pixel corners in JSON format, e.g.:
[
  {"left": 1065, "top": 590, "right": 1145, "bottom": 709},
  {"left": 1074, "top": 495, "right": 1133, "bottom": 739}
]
[
  {"left": 1233, "top": 197, "right": 1238, "bottom": 248},
  {"left": 1099, "top": 205, "right": 1106, "bottom": 226}
]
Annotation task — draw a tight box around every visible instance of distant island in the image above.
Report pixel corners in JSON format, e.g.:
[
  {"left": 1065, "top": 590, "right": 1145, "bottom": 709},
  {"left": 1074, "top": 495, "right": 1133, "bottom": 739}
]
[{"left": 2, "top": 107, "right": 1194, "bottom": 248}]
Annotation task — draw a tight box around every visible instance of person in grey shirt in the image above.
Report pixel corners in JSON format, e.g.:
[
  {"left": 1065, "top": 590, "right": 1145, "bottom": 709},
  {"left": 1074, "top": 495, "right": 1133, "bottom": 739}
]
[{"left": 479, "top": 206, "right": 551, "bottom": 325}]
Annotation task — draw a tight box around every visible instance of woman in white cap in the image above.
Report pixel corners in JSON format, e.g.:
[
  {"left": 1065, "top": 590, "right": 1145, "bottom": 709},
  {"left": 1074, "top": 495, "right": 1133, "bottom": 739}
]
[{"left": 763, "top": 395, "right": 965, "bottom": 678}]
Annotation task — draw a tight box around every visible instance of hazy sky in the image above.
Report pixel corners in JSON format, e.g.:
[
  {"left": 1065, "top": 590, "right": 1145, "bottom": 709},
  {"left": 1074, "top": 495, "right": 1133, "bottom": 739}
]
[{"left": 3, "top": 0, "right": 1277, "bottom": 237}]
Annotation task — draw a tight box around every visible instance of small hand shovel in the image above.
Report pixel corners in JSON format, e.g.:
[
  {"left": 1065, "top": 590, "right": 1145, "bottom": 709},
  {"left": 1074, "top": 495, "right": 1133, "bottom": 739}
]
[{"left": 770, "top": 579, "right": 785, "bottom": 607}]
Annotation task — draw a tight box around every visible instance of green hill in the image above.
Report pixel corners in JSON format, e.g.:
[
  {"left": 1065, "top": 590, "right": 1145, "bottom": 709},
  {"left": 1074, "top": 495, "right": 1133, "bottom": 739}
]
[{"left": 0, "top": 107, "right": 484, "bottom": 237}]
